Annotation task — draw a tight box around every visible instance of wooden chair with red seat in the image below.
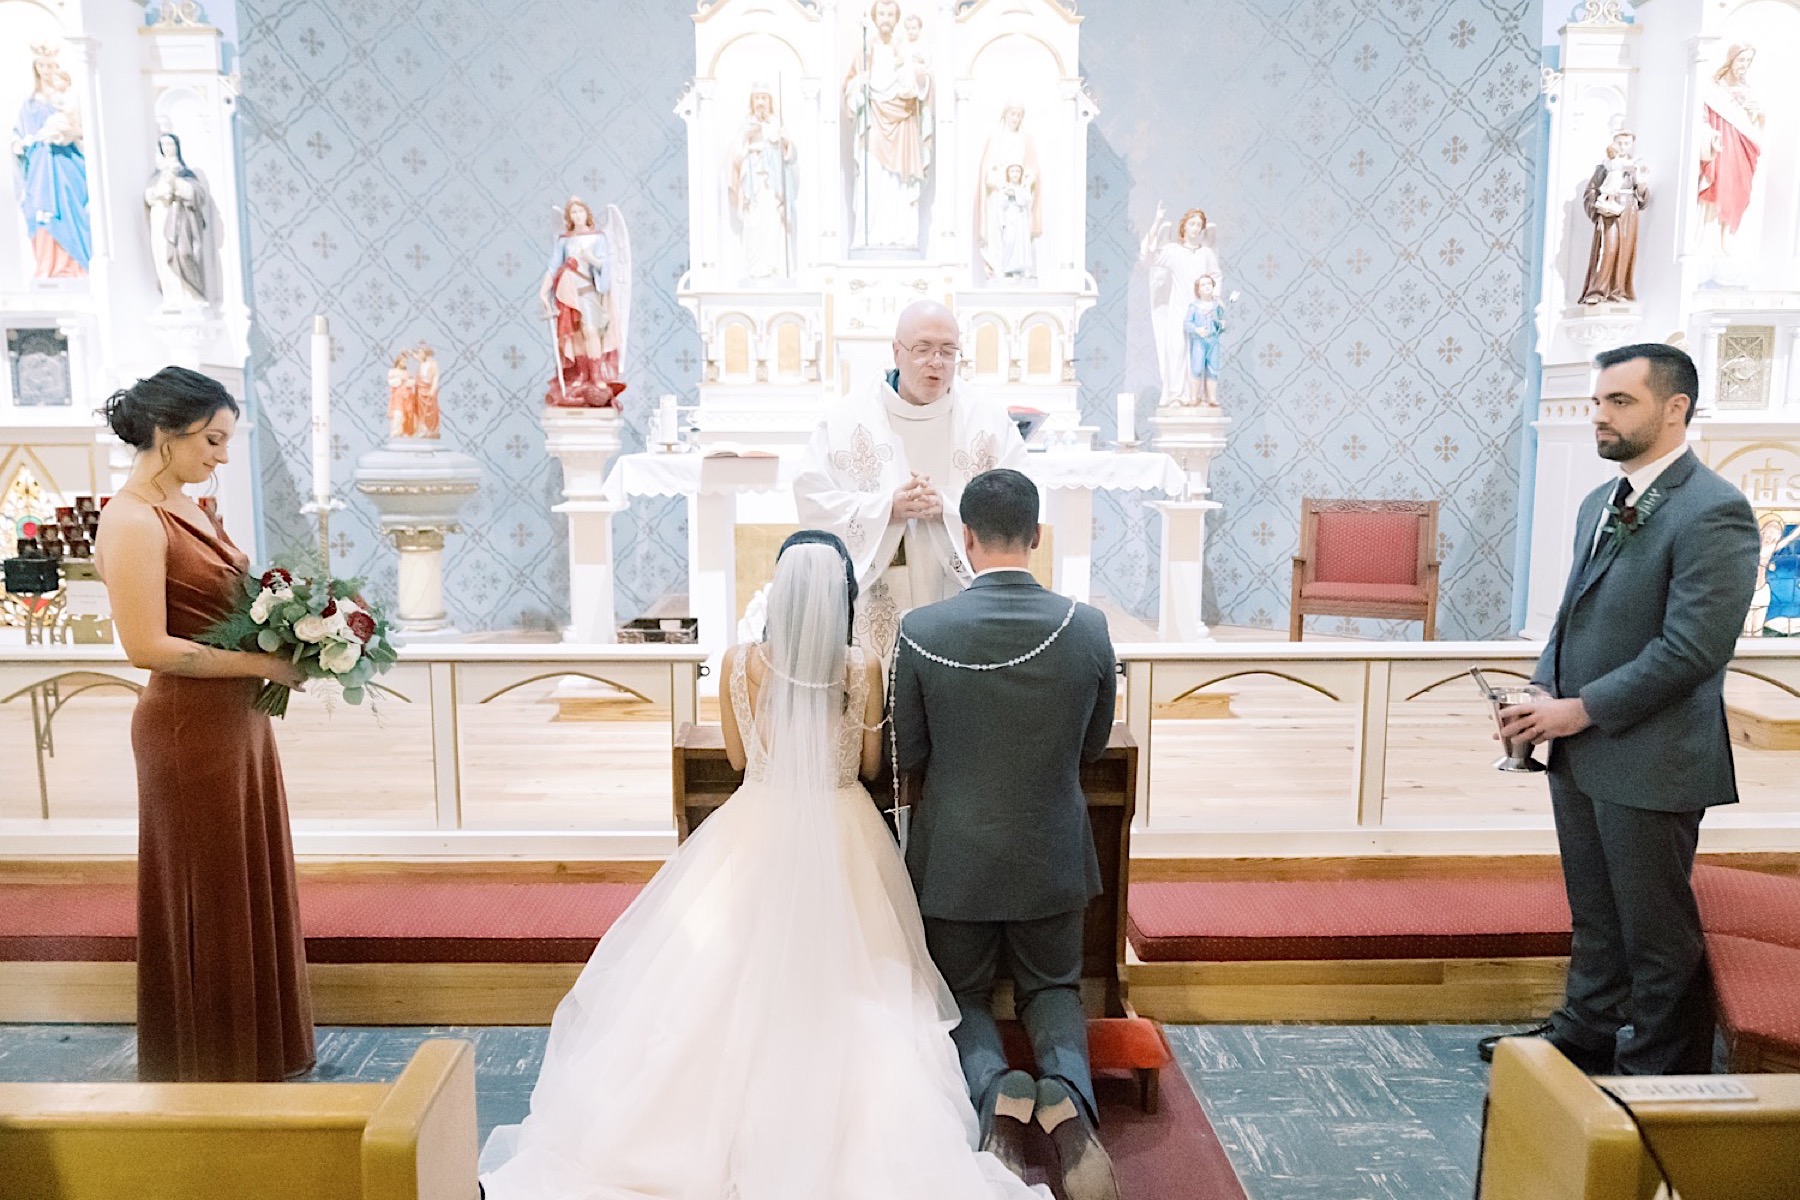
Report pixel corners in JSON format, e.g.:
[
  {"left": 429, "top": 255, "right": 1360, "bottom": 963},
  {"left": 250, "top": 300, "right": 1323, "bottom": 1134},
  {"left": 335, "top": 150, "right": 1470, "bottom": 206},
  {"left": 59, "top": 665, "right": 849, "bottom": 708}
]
[{"left": 1289, "top": 498, "right": 1440, "bottom": 641}]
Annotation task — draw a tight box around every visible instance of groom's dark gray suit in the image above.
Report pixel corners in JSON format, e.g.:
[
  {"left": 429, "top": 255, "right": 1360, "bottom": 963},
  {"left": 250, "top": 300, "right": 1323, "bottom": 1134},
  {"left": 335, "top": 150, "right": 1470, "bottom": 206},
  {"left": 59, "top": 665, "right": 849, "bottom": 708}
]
[
  {"left": 893, "top": 568, "right": 1116, "bottom": 1123},
  {"left": 1535, "top": 448, "right": 1757, "bottom": 1073}
]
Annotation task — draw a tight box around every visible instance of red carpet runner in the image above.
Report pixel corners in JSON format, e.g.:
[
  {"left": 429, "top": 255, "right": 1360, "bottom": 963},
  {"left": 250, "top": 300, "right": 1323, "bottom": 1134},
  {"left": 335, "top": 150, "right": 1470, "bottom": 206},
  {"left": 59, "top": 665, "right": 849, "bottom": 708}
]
[{"left": 1020, "top": 1069, "right": 1247, "bottom": 1200}]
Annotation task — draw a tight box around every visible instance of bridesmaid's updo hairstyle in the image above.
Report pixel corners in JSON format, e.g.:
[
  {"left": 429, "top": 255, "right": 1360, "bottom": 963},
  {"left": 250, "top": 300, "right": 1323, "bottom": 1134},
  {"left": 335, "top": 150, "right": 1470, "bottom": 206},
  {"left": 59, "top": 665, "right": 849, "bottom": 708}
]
[{"left": 103, "top": 366, "right": 239, "bottom": 452}]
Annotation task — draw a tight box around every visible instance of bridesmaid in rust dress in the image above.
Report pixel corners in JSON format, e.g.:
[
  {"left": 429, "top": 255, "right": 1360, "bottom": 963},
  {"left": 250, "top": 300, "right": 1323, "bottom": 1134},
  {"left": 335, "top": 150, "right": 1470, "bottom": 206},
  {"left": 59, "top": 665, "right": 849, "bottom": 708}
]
[{"left": 95, "top": 367, "right": 314, "bottom": 1082}]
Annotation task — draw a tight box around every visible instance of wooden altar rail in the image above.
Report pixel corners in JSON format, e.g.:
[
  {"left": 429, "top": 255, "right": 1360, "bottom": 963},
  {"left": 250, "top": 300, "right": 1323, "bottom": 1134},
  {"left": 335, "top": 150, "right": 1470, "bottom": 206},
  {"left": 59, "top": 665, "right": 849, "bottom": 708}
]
[
  {"left": 3, "top": 639, "right": 1800, "bottom": 858},
  {"left": 673, "top": 723, "right": 1138, "bottom": 1017}
]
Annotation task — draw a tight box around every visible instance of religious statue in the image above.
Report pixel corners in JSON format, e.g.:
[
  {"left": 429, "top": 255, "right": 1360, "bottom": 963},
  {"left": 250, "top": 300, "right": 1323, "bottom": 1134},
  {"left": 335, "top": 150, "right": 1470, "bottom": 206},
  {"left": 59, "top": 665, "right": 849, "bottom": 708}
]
[
  {"left": 1183, "top": 273, "right": 1225, "bottom": 408},
  {"left": 387, "top": 351, "right": 417, "bottom": 439},
  {"left": 9, "top": 44, "right": 89, "bottom": 279},
  {"left": 413, "top": 342, "right": 441, "bottom": 437},
  {"left": 976, "top": 103, "right": 1040, "bottom": 281},
  {"left": 541, "top": 197, "right": 631, "bottom": 408},
  {"left": 729, "top": 85, "right": 796, "bottom": 281},
  {"left": 1139, "top": 202, "right": 1221, "bottom": 407},
  {"left": 387, "top": 342, "right": 443, "bottom": 440},
  {"left": 1697, "top": 43, "right": 1764, "bottom": 256},
  {"left": 1578, "top": 130, "right": 1648, "bottom": 306},
  {"left": 844, "top": 0, "right": 933, "bottom": 249},
  {"left": 144, "top": 132, "right": 209, "bottom": 308}
]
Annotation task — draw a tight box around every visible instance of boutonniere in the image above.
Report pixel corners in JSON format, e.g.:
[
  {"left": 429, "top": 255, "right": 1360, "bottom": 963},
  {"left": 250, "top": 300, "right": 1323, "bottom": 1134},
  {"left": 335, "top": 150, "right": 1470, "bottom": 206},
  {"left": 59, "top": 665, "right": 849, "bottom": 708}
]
[{"left": 1606, "top": 485, "right": 1666, "bottom": 543}]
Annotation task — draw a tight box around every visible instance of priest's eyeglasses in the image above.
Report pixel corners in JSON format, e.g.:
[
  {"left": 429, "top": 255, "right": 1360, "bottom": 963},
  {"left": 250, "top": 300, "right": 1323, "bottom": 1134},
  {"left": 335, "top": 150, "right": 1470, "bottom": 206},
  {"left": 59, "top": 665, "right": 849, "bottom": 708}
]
[{"left": 903, "top": 342, "right": 962, "bottom": 365}]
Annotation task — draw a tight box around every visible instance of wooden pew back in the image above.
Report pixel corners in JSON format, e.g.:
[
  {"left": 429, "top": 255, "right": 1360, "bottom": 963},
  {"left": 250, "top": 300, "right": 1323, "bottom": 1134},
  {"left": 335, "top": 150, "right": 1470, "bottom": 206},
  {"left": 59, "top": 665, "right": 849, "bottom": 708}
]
[{"left": 0, "top": 1038, "right": 478, "bottom": 1200}]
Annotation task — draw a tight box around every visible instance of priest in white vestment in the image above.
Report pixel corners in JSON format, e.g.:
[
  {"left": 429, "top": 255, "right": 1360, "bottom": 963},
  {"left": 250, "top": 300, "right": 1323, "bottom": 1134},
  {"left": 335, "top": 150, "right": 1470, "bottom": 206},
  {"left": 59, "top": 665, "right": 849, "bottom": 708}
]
[{"left": 794, "top": 301, "right": 1028, "bottom": 656}]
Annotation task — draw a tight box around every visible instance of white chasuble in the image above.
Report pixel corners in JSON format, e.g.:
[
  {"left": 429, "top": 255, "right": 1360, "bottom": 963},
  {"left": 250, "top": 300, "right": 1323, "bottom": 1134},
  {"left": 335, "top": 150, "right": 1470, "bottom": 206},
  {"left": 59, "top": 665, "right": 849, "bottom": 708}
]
[{"left": 794, "top": 375, "right": 1027, "bottom": 656}]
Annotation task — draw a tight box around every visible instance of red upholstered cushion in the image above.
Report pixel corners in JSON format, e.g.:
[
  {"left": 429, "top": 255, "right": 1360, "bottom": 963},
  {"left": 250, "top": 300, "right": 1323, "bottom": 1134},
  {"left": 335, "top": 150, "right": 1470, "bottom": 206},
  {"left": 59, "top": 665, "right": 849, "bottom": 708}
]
[
  {"left": 1126, "top": 877, "right": 1572, "bottom": 962},
  {"left": 1694, "top": 864, "right": 1800, "bottom": 950},
  {"left": 1705, "top": 933, "right": 1800, "bottom": 1062},
  {"left": 0, "top": 880, "right": 646, "bottom": 964},
  {"left": 1298, "top": 582, "right": 1430, "bottom": 604},
  {"left": 0, "top": 884, "right": 136, "bottom": 962},
  {"left": 1311, "top": 510, "right": 1421, "bottom": 585},
  {"left": 1001, "top": 1018, "right": 1173, "bottom": 1071}
]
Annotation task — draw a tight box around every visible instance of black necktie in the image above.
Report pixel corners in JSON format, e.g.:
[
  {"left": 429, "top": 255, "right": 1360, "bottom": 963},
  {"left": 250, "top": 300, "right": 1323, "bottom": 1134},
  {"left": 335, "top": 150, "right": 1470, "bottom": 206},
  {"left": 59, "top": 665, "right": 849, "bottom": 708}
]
[{"left": 1592, "top": 478, "right": 1633, "bottom": 561}]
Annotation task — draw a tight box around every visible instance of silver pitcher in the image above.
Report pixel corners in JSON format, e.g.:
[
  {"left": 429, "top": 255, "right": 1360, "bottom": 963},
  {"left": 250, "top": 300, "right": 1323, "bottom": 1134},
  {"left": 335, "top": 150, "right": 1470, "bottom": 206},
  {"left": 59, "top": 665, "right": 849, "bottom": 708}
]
[{"left": 1470, "top": 669, "right": 1548, "bottom": 774}]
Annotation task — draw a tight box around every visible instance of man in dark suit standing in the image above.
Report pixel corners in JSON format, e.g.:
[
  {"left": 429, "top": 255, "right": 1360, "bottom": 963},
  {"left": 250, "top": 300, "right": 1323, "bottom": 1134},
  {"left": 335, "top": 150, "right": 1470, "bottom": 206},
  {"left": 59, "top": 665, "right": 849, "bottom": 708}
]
[
  {"left": 893, "top": 468, "right": 1119, "bottom": 1200},
  {"left": 1482, "top": 342, "right": 1757, "bottom": 1075}
]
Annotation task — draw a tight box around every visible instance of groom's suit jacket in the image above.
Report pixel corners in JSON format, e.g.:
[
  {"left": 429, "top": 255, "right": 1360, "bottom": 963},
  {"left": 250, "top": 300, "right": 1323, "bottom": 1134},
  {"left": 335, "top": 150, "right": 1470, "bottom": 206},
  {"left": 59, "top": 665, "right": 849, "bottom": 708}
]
[
  {"left": 892, "top": 569, "right": 1116, "bottom": 923},
  {"left": 1534, "top": 449, "right": 1758, "bottom": 812}
]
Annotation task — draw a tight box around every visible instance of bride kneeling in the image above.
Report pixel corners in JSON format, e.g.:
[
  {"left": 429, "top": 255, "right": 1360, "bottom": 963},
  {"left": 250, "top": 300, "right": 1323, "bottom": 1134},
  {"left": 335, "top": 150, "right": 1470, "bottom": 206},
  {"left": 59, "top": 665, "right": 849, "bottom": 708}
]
[{"left": 480, "top": 530, "right": 1047, "bottom": 1199}]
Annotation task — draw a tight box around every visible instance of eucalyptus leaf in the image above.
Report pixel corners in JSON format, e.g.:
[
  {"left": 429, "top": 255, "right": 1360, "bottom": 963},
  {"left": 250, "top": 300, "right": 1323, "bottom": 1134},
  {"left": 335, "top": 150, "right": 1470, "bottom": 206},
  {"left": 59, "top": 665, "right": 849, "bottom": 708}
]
[
  {"left": 257, "top": 629, "right": 283, "bottom": 653},
  {"left": 342, "top": 686, "right": 365, "bottom": 706}
]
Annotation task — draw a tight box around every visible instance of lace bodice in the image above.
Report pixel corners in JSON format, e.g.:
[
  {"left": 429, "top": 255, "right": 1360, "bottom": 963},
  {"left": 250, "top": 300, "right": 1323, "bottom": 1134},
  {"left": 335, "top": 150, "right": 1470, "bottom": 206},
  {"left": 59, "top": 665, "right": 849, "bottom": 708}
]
[{"left": 731, "top": 643, "right": 869, "bottom": 788}]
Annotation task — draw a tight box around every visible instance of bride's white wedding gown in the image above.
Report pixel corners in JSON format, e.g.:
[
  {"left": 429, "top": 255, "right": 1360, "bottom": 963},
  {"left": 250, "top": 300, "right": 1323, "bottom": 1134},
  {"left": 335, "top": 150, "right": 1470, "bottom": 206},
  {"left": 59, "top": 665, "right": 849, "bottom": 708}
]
[{"left": 481, "top": 646, "right": 1047, "bottom": 1200}]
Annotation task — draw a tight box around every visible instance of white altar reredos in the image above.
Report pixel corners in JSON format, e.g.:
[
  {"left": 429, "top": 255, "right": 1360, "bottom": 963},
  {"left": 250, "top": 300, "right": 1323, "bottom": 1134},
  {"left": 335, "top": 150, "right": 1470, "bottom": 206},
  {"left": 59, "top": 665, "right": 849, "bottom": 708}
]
[
  {"left": 544, "top": 0, "right": 1216, "bottom": 663},
  {"left": 676, "top": 0, "right": 1098, "bottom": 444}
]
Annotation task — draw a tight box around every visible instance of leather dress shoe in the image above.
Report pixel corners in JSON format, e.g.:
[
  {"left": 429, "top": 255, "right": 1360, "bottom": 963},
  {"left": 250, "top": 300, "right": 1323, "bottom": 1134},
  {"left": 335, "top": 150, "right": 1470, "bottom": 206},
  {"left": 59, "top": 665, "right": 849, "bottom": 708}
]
[
  {"left": 980, "top": 1069, "right": 1036, "bottom": 1180},
  {"left": 1478, "top": 1024, "right": 1615, "bottom": 1074},
  {"left": 1035, "top": 1077, "right": 1119, "bottom": 1200}
]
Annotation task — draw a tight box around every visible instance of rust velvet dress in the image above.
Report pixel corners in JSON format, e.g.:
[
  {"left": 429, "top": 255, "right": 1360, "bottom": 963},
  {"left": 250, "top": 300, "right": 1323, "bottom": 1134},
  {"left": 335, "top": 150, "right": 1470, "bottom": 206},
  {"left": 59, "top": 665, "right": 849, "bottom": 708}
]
[{"left": 132, "top": 506, "right": 314, "bottom": 1081}]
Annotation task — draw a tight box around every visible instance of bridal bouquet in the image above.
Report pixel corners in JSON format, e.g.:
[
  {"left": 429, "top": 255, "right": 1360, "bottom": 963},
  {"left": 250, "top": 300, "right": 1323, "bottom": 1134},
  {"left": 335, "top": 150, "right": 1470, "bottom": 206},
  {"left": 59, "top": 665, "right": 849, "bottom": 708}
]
[{"left": 198, "top": 560, "right": 399, "bottom": 717}]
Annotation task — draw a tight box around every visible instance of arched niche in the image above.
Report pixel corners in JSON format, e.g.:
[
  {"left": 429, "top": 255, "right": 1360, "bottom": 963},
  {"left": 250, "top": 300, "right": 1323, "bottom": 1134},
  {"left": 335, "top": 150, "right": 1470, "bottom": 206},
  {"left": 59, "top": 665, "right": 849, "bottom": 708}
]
[
  {"left": 708, "top": 31, "right": 807, "bottom": 282},
  {"left": 970, "top": 314, "right": 1007, "bottom": 382},
  {"left": 770, "top": 313, "right": 806, "bottom": 381},
  {"left": 1020, "top": 312, "right": 1061, "bottom": 380},
  {"left": 718, "top": 316, "right": 756, "bottom": 382},
  {"left": 961, "top": 33, "right": 1064, "bottom": 277}
]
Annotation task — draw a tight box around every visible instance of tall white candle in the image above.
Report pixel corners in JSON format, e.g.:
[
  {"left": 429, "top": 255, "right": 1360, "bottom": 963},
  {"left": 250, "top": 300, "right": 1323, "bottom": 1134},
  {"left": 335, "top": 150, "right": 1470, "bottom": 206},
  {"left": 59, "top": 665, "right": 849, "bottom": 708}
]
[
  {"left": 657, "top": 393, "right": 678, "bottom": 446},
  {"left": 1116, "top": 391, "right": 1135, "bottom": 446},
  {"left": 310, "top": 315, "right": 331, "bottom": 505}
]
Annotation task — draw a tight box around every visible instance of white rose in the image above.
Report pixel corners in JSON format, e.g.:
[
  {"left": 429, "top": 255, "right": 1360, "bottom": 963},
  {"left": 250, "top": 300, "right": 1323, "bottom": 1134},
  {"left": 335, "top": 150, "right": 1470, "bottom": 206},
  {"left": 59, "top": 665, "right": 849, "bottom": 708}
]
[
  {"left": 250, "top": 592, "right": 274, "bottom": 624},
  {"left": 323, "top": 610, "right": 349, "bottom": 638},
  {"left": 335, "top": 597, "right": 360, "bottom": 616},
  {"left": 293, "top": 614, "right": 329, "bottom": 643},
  {"left": 319, "top": 640, "right": 362, "bottom": 675}
]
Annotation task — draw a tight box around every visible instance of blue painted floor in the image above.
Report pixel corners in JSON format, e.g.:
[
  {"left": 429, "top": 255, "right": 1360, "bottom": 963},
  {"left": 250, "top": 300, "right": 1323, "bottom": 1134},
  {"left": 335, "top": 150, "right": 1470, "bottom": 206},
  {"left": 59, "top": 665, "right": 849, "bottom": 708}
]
[{"left": 0, "top": 1022, "right": 1525, "bottom": 1198}]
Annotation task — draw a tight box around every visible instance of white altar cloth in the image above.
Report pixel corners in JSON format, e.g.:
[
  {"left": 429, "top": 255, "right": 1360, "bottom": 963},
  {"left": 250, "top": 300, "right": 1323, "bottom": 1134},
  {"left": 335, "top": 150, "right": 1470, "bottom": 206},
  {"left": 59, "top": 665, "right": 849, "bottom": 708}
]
[{"left": 596, "top": 447, "right": 1189, "bottom": 663}]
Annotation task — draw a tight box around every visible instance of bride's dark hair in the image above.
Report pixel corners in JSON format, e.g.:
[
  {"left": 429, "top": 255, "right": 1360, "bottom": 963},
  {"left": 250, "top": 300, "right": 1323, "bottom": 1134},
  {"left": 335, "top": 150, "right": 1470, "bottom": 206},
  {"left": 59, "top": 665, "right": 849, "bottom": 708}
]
[{"left": 776, "top": 529, "right": 857, "bottom": 642}]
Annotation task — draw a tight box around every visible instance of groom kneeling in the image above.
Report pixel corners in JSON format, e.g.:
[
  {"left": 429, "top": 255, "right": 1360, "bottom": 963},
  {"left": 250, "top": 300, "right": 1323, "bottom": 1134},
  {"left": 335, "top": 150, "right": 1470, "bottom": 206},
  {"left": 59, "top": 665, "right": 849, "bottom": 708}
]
[{"left": 893, "top": 468, "right": 1120, "bottom": 1200}]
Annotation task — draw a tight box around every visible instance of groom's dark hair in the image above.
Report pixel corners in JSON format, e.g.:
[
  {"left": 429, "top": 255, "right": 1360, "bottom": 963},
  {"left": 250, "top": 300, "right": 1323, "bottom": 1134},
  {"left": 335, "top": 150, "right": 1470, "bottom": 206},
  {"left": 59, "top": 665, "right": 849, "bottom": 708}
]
[{"left": 961, "top": 469, "right": 1038, "bottom": 550}]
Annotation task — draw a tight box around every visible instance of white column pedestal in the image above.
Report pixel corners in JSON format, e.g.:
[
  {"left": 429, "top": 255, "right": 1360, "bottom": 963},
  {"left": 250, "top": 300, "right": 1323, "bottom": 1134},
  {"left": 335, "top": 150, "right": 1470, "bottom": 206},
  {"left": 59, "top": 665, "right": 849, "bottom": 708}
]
[
  {"left": 390, "top": 527, "right": 459, "bottom": 641},
  {"left": 1151, "top": 499, "right": 1220, "bottom": 642},
  {"left": 1045, "top": 487, "right": 1093, "bottom": 601},
  {"left": 543, "top": 409, "right": 625, "bottom": 644},
  {"left": 688, "top": 490, "right": 737, "bottom": 663}
]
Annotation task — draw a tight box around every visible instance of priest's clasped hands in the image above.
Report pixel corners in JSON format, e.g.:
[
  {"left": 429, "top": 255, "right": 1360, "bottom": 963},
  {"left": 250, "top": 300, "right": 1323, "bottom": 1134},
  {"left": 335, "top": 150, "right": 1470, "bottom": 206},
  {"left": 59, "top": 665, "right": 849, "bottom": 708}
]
[{"left": 891, "top": 472, "right": 944, "bottom": 522}]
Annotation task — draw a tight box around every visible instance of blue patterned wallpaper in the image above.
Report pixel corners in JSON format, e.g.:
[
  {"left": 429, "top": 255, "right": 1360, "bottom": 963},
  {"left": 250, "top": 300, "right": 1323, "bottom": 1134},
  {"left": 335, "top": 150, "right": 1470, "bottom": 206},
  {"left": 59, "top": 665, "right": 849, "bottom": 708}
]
[
  {"left": 237, "top": 0, "right": 1540, "bottom": 637},
  {"left": 1078, "top": 0, "right": 1541, "bottom": 637},
  {"left": 237, "top": 0, "right": 691, "bottom": 630}
]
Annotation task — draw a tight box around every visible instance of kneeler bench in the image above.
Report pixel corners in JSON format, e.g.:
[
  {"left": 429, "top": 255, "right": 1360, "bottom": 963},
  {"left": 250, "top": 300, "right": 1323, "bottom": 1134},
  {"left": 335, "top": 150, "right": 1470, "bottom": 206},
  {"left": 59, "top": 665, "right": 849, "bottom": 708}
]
[
  {"left": 676, "top": 722, "right": 1175, "bottom": 1112},
  {"left": 1694, "top": 864, "right": 1800, "bottom": 1073},
  {"left": 0, "top": 1038, "right": 478, "bottom": 1200}
]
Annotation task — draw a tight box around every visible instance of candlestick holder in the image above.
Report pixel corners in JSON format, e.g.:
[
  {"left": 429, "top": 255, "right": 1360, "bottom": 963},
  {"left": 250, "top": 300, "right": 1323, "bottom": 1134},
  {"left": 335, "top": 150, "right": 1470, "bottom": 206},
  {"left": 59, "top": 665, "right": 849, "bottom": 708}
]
[{"left": 299, "top": 497, "right": 346, "bottom": 570}]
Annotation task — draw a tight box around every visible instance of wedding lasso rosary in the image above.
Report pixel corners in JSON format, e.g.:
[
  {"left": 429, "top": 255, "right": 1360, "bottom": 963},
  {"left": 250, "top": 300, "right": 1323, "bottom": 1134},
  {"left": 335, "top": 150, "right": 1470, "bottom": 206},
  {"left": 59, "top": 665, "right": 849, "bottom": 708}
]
[{"left": 882, "top": 598, "right": 1079, "bottom": 846}]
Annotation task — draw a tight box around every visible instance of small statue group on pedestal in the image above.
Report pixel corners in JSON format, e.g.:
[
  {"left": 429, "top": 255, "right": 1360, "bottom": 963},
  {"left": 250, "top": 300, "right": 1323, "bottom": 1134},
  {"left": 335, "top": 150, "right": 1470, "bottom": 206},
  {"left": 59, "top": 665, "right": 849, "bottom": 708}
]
[
  {"left": 541, "top": 197, "right": 632, "bottom": 409},
  {"left": 977, "top": 103, "right": 1040, "bottom": 282},
  {"left": 1141, "top": 203, "right": 1226, "bottom": 409},
  {"left": 387, "top": 341, "right": 441, "bottom": 440}
]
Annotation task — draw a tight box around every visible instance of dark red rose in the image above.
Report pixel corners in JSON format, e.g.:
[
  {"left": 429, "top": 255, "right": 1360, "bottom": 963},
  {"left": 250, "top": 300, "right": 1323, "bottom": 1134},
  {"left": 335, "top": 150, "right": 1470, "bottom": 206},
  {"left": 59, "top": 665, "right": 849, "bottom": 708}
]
[
  {"left": 260, "top": 567, "right": 293, "bottom": 589},
  {"left": 321, "top": 599, "right": 338, "bottom": 618},
  {"left": 346, "top": 611, "right": 377, "bottom": 643}
]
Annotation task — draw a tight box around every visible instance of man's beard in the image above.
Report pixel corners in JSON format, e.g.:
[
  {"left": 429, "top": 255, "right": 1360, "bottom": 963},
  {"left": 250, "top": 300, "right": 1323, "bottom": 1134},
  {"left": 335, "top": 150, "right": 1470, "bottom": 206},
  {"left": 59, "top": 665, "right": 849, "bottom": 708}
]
[{"left": 1596, "top": 427, "right": 1656, "bottom": 461}]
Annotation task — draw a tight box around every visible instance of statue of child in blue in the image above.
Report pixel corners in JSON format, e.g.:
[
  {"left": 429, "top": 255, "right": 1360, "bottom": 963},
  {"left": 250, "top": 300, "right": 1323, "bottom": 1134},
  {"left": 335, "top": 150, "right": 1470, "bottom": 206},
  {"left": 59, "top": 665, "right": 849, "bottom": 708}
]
[{"left": 1182, "top": 273, "right": 1224, "bottom": 408}]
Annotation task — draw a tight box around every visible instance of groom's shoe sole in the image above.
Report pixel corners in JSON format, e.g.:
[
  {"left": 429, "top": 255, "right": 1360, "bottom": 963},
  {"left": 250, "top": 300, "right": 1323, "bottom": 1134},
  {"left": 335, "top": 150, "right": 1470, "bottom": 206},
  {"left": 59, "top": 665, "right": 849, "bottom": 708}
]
[
  {"left": 1036, "top": 1077, "right": 1120, "bottom": 1200},
  {"left": 981, "top": 1069, "right": 1036, "bottom": 1180}
]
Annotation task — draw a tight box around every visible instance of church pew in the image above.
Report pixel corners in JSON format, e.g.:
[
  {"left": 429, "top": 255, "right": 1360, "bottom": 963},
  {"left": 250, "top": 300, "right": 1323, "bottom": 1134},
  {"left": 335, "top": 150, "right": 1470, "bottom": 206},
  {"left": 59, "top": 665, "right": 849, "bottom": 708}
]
[{"left": 0, "top": 1038, "right": 478, "bottom": 1200}]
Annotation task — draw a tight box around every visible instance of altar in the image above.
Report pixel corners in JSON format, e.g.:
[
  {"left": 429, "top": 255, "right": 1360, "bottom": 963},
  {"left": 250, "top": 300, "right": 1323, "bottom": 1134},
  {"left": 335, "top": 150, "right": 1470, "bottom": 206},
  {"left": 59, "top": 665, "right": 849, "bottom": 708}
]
[{"left": 597, "top": 442, "right": 1190, "bottom": 669}]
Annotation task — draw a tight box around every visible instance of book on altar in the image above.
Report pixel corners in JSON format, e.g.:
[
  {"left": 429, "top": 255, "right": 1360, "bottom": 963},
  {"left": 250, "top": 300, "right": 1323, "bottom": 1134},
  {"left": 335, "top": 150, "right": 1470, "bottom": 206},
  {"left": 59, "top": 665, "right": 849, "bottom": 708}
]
[{"left": 701, "top": 443, "right": 777, "bottom": 459}]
